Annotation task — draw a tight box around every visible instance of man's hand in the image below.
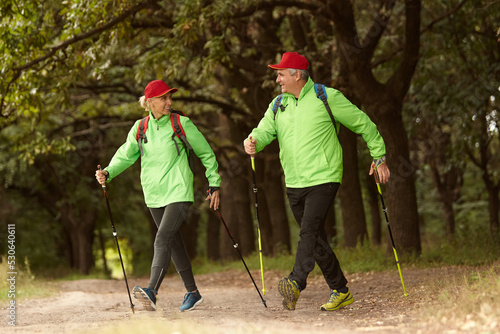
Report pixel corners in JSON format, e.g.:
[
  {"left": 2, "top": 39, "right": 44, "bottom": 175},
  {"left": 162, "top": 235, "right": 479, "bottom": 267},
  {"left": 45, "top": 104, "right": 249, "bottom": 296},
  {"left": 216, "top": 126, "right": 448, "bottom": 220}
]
[
  {"left": 369, "top": 162, "right": 390, "bottom": 184},
  {"left": 244, "top": 136, "right": 256, "bottom": 156}
]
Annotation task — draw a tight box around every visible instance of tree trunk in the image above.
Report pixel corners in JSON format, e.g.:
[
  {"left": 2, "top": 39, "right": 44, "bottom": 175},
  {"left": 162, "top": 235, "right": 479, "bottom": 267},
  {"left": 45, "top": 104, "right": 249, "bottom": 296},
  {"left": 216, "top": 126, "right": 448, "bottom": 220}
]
[
  {"left": 218, "top": 115, "right": 255, "bottom": 259},
  {"left": 366, "top": 172, "right": 382, "bottom": 245},
  {"left": 329, "top": 0, "right": 422, "bottom": 255},
  {"left": 375, "top": 109, "right": 421, "bottom": 255},
  {"left": 256, "top": 187, "right": 274, "bottom": 256},
  {"left": 61, "top": 205, "right": 96, "bottom": 275},
  {"left": 206, "top": 209, "right": 220, "bottom": 261},
  {"left": 181, "top": 208, "right": 199, "bottom": 260},
  {"left": 262, "top": 142, "right": 291, "bottom": 255},
  {"left": 430, "top": 164, "right": 462, "bottom": 241},
  {"left": 338, "top": 125, "right": 368, "bottom": 247},
  {"left": 253, "top": 156, "right": 275, "bottom": 257},
  {"left": 220, "top": 172, "right": 255, "bottom": 259},
  {"left": 486, "top": 185, "right": 500, "bottom": 241},
  {"left": 97, "top": 228, "right": 110, "bottom": 277}
]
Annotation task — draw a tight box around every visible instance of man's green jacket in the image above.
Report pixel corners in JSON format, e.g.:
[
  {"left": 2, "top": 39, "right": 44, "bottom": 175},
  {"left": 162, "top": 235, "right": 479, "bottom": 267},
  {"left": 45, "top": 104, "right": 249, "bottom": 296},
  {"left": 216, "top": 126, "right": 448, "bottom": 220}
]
[
  {"left": 248, "top": 78, "right": 386, "bottom": 188},
  {"left": 105, "top": 111, "right": 221, "bottom": 208}
]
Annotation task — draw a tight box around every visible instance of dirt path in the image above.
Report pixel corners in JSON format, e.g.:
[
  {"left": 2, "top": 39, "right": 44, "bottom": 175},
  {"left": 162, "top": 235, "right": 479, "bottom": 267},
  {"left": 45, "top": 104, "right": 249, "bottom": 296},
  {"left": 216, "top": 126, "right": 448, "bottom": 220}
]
[{"left": 1, "top": 267, "right": 493, "bottom": 333}]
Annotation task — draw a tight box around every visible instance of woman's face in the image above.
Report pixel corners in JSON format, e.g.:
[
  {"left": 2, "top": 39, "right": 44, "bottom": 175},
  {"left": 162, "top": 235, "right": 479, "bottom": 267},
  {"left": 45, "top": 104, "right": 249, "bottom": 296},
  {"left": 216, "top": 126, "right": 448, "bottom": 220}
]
[{"left": 149, "top": 92, "right": 173, "bottom": 119}]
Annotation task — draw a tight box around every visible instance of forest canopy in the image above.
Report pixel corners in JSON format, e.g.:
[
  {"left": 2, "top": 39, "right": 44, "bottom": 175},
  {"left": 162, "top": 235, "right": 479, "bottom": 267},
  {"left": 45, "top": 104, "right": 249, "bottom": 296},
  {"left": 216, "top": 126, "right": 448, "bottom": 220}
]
[{"left": 0, "top": 0, "right": 498, "bottom": 275}]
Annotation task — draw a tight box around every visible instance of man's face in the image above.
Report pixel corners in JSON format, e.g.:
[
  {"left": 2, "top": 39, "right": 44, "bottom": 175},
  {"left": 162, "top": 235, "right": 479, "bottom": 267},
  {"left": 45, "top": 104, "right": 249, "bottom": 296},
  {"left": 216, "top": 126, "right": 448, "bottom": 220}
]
[{"left": 276, "top": 69, "right": 299, "bottom": 95}]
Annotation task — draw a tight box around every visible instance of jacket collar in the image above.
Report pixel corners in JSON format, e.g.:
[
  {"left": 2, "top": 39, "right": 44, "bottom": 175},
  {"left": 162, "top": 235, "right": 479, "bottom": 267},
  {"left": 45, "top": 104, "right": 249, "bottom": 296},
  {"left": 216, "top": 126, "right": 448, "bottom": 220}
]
[
  {"left": 298, "top": 77, "right": 314, "bottom": 99},
  {"left": 282, "top": 77, "right": 314, "bottom": 100},
  {"left": 149, "top": 110, "right": 171, "bottom": 124}
]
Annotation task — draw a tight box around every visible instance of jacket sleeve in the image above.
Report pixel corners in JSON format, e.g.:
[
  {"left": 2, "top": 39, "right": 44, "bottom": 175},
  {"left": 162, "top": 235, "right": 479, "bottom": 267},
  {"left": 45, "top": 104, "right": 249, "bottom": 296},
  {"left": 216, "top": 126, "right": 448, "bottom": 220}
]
[
  {"left": 104, "top": 122, "right": 141, "bottom": 182},
  {"left": 328, "top": 89, "right": 386, "bottom": 159},
  {"left": 182, "top": 118, "right": 221, "bottom": 187},
  {"left": 246, "top": 99, "right": 278, "bottom": 153}
]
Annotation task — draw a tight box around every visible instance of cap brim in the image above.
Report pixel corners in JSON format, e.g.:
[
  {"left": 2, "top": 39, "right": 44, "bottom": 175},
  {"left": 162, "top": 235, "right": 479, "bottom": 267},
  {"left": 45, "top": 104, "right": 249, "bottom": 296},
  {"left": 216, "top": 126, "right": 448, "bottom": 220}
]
[
  {"left": 153, "top": 88, "right": 178, "bottom": 98},
  {"left": 268, "top": 65, "right": 286, "bottom": 70}
]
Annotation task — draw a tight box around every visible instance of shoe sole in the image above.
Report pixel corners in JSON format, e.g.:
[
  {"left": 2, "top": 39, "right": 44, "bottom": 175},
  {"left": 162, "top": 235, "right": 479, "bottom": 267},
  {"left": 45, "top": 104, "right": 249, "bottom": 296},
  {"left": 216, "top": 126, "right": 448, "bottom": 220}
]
[
  {"left": 278, "top": 279, "right": 298, "bottom": 311},
  {"left": 320, "top": 294, "right": 354, "bottom": 311},
  {"left": 179, "top": 297, "right": 203, "bottom": 312},
  {"left": 133, "top": 286, "right": 156, "bottom": 311}
]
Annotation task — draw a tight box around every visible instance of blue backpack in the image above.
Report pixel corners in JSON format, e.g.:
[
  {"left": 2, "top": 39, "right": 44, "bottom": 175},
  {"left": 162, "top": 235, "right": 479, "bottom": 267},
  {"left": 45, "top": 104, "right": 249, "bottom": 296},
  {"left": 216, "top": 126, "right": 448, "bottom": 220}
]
[{"left": 272, "top": 83, "right": 339, "bottom": 136}]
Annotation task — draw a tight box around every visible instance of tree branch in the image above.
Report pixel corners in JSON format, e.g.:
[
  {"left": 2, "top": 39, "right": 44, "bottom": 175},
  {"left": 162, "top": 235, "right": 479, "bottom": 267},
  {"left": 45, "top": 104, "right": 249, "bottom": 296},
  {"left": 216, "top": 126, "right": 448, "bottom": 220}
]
[
  {"left": 1, "top": 0, "right": 155, "bottom": 117},
  {"left": 372, "top": 0, "right": 469, "bottom": 69},
  {"left": 233, "top": 1, "right": 319, "bottom": 18},
  {"left": 360, "top": 0, "right": 396, "bottom": 61},
  {"left": 386, "top": 0, "right": 421, "bottom": 100}
]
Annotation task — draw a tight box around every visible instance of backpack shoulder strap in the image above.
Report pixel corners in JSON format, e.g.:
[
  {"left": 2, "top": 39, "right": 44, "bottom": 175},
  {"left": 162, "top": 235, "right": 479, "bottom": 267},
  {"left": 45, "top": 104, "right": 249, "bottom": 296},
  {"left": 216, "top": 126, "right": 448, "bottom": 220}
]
[
  {"left": 170, "top": 112, "right": 193, "bottom": 155},
  {"left": 170, "top": 112, "right": 195, "bottom": 173},
  {"left": 272, "top": 94, "right": 284, "bottom": 120},
  {"left": 314, "top": 83, "right": 338, "bottom": 135},
  {"left": 171, "top": 109, "right": 186, "bottom": 117},
  {"left": 136, "top": 116, "right": 149, "bottom": 156}
]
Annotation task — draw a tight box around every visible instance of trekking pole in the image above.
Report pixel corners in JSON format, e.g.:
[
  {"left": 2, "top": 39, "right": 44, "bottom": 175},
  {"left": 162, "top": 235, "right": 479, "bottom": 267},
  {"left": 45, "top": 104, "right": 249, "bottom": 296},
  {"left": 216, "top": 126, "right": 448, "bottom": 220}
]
[
  {"left": 249, "top": 138, "right": 266, "bottom": 296},
  {"left": 373, "top": 168, "right": 408, "bottom": 297},
  {"left": 214, "top": 209, "right": 267, "bottom": 308},
  {"left": 97, "top": 165, "right": 135, "bottom": 313}
]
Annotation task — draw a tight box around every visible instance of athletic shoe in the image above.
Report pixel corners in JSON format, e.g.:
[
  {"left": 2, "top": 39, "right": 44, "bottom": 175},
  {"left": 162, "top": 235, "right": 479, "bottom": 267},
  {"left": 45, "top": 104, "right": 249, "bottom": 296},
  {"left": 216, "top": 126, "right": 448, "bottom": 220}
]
[
  {"left": 133, "top": 286, "right": 157, "bottom": 311},
  {"left": 179, "top": 290, "right": 203, "bottom": 312},
  {"left": 278, "top": 277, "right": 301, "bottom": 310},
  {"left": 320, "top": 289, "right": 354, "bottom": 311}
]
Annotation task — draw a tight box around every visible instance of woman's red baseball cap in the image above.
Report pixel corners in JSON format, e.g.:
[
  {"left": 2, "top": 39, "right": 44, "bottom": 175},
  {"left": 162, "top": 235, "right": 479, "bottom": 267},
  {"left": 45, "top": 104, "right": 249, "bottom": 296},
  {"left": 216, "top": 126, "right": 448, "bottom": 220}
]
[
  {"left": 144, "top": 80, "right": 178, "bottom": 100},
  {"left": 268, "top": 52, "right": 309, "bottom": 70}
]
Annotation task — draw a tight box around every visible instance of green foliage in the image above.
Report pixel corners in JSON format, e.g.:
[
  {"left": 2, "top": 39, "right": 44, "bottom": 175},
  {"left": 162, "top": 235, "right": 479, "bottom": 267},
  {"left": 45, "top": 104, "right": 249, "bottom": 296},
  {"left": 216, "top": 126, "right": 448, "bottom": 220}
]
[{"left": 0, "top": 0, "right": 498, "bottom": 277}]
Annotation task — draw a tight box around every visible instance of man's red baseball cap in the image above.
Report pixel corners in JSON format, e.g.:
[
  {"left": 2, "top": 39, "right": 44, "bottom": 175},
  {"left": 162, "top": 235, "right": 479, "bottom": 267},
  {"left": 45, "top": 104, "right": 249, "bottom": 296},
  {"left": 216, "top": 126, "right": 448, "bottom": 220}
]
[
  {"left": 268, "top": 52, "right": 309, "bottom": 70},
  {"left": 144, "top": 80, "right": 178, "bottom": 100}
]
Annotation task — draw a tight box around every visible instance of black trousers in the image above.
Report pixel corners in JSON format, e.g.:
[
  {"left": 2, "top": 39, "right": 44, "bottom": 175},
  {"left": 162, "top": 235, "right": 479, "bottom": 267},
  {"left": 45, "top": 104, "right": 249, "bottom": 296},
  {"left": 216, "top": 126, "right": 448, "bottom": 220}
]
[{"left": 286, "top": 182, "right": 348, "bottom": 291}]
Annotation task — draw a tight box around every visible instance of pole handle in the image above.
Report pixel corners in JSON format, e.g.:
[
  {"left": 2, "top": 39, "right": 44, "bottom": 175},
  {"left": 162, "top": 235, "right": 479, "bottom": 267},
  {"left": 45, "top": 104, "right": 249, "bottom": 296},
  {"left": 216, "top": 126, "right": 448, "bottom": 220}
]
[
  {"left": 97, "top": 165, "right": 106, "bottom": 189},
  {"left": 372, "top": 164, "right": 381, "bottom": 185},
  {"left": 249, "top": 136, "right": 256, "bottom": 170}
]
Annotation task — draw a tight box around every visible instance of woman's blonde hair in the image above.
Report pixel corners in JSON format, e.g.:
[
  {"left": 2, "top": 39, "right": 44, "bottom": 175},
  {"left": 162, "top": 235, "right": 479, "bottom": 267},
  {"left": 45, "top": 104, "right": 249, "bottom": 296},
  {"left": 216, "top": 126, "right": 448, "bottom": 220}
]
[{"left": 139, "top": 96, "right": 150, "bottom": 111}]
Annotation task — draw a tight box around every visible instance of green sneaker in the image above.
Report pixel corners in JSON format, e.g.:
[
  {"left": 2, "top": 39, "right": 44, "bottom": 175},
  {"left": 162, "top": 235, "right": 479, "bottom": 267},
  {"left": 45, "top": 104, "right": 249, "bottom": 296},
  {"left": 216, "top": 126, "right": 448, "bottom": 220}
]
[
  {"left": 320, "top": 289, "right": 354, "bottom": 311},
  {"left": 278, "top": 277, "right": 300, "bottom": 310}
]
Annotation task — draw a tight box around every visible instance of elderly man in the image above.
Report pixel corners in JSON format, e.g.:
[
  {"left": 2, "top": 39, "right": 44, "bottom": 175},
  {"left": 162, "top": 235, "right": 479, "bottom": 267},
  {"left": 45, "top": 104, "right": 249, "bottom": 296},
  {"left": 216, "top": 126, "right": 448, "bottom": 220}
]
[{"left": 244, "top": 52, "right": 390, "bottom": 311}]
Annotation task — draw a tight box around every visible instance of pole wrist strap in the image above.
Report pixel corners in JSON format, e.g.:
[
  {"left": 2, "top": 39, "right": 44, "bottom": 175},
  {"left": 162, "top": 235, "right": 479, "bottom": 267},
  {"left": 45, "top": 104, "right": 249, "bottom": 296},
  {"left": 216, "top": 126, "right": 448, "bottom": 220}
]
[{"left": 372, "top": 156, "right": 386, "bottom": 169}]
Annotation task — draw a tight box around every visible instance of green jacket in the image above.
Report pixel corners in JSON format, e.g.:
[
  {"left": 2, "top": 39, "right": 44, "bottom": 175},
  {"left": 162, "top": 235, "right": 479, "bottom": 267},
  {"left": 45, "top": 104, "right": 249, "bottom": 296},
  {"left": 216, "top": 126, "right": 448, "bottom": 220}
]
[
  {"left": 249, "top": 78, "right": 386, "bottom": 188},
  {"left": 105, "top": 111, "right": 221, "bottom": 208}
]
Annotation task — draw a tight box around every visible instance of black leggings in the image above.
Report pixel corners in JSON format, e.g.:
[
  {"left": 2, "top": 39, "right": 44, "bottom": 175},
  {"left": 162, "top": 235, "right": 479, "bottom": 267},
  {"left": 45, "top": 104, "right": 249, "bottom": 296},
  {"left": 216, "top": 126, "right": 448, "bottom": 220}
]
[
  {"left": 147, "top": 202, "right": 197, "bottom": 293},
  {"left": 286, "top": 182, "right": 347, "bottom": 291}
]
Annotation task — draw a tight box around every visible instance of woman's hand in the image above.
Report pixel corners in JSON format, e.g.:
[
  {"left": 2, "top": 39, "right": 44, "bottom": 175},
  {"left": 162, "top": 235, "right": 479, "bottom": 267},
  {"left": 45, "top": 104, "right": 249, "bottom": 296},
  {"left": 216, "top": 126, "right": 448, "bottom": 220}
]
[
  {"left": 206, "top": 189, "right": 220, "bottom": 210},
  {"left": 95, "top": 169, "right": 108, "bottom": 186}
]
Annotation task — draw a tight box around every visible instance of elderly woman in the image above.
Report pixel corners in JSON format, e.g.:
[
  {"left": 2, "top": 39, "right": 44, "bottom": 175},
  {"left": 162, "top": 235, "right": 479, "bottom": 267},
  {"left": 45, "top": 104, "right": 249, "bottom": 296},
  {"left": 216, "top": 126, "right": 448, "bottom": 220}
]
[{"left": 95, "top": 79, "right": 221, "bottom": 312}]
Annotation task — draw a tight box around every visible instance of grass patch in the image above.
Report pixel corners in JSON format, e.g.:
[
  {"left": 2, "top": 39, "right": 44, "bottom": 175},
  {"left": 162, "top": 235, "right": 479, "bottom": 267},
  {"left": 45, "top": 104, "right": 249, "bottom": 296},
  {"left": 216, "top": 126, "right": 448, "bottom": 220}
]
[
  {"left": 0, "top": 257, "right": 58, "bottom": 302},
  {"left": 419, "top": 263, "right": 500, "bottom": 331},
  {"left": 190, "top": 243, "right": 408, "bottom": 278}
]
